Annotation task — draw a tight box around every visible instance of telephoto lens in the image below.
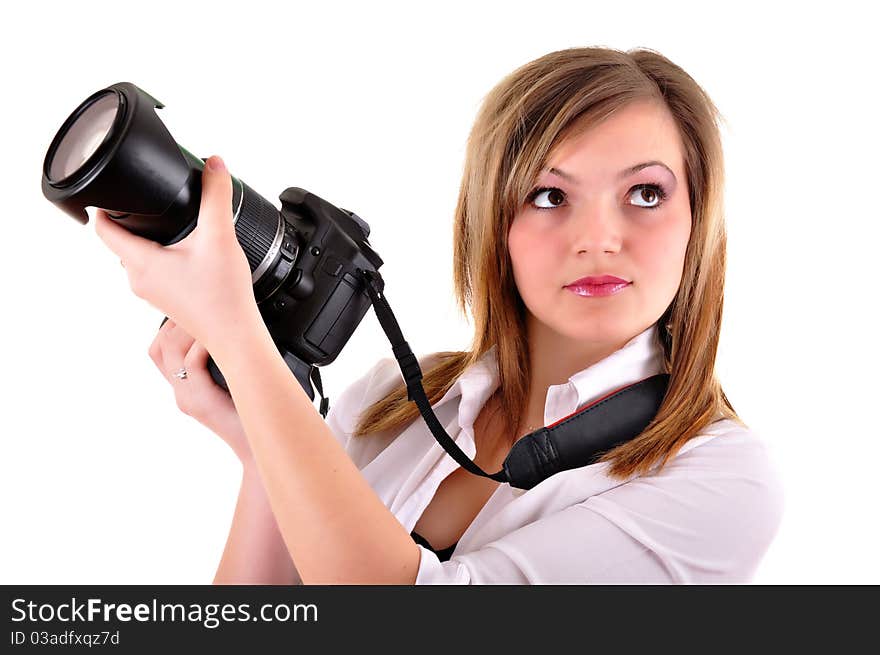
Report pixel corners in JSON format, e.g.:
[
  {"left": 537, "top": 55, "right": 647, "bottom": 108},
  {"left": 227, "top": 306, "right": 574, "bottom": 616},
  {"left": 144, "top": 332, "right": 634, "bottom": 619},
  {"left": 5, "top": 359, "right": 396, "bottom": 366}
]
[{"left": 42, "top": 82, "right": 384, "bottom": 405}]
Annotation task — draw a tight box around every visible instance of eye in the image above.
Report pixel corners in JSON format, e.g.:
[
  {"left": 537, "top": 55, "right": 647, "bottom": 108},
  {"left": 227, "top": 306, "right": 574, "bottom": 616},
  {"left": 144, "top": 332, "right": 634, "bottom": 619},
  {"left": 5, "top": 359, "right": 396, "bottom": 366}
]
[
  {"left": 627, "top": 183, "right": 668, "bottom": 210},
  {"left": 527, "top": 186, "right": 566, "bottom": 210}
]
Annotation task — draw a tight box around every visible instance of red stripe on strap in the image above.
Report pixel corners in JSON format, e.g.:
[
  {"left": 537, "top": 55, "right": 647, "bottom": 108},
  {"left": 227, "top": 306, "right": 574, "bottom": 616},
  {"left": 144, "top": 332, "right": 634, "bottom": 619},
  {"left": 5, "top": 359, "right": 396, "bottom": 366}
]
[{"left": 544, "top": 379, "right": 647, "bottom": 430}]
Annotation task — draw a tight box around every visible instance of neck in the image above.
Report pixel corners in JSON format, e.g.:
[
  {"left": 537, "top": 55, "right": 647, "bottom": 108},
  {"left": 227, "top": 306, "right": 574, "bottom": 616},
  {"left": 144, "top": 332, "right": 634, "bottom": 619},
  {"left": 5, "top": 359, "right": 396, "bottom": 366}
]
[{"left": 519, "top": 316, "right": 641, "bottom": 433}]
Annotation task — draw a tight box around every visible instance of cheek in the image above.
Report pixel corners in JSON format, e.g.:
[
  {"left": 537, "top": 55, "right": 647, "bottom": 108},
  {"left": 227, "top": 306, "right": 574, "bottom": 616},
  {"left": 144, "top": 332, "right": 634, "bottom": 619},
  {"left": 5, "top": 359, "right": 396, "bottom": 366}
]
[
  {"left": 637, "top": 217, "right": 691, "bottom": 288},
  {"left": 507, "top": 220, "right": 530, "bottom": 275},
  {"left": 508, "top": 219, "right": 552, "bottom": 284}
]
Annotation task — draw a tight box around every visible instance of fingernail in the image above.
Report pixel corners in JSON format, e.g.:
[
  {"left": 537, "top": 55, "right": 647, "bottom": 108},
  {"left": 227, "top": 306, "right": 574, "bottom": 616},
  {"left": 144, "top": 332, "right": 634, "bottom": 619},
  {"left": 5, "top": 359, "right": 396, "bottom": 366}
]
[{"left": 207, "top": 155, "right": 226, "bottom": 172}]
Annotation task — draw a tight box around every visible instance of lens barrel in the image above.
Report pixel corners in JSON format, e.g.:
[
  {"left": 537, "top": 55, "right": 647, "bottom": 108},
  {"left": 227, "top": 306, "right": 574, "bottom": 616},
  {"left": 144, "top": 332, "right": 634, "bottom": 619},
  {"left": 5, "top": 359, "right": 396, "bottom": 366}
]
[{"left": 235, "top": 180, "right": 284, "bottom": 276}]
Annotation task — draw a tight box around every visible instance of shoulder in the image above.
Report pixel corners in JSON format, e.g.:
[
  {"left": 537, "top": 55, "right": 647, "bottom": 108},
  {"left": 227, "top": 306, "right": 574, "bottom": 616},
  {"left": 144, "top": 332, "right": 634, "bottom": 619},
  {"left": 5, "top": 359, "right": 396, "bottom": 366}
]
[
  {"left": 579, "top": 419, "right": 785, "bottom": 582},
  {"left": 324, "top": 351, "right": 449, "bottom": 450},
  {"left": 669, "top": 419, "right": 784, "bottom": 491},
  {"left": 641, "top": 419, "right": 785, "bottom": 577},
  {"left": 659, "top": 419, "right": 785, "bottom": 519}
]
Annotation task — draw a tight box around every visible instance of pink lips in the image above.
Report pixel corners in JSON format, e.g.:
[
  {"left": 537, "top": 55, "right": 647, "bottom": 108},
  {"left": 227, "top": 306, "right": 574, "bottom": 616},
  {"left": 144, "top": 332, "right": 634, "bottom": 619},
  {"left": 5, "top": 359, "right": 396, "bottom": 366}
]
[{"left": 564, "top": 275, "right": 631, "bottom": 298}]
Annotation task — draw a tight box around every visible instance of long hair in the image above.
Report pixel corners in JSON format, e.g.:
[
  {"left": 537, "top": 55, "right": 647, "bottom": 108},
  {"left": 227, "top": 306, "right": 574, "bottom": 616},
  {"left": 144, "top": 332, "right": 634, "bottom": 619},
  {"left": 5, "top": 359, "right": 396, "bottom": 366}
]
[{"left": 352, "top": 46, "right": 742, "bottom": 480}]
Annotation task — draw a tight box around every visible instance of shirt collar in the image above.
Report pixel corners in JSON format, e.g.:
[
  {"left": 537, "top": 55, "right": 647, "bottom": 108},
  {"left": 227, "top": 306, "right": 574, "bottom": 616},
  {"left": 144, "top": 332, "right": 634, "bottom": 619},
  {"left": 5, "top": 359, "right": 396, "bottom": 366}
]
[
  {"left": 435, "top": 322, "right": 665, "bottom": 430},
  {"left": 552, "top": 322, "right": 664, "bottom": 424}
]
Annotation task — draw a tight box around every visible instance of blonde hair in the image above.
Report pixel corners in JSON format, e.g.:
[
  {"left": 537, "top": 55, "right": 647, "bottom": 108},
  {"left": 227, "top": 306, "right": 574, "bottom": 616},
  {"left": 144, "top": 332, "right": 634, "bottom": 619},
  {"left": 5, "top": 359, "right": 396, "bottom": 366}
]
[{"left": 353, "top": 46, "right": 743, "bottom": 480}]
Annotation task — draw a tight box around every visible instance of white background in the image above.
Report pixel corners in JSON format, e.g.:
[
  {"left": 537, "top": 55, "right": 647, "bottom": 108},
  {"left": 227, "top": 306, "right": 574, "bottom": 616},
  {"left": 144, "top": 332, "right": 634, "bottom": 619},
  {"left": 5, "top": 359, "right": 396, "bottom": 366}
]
[{"left": 1, "top": 1, "right": 876, "bottom": 584}]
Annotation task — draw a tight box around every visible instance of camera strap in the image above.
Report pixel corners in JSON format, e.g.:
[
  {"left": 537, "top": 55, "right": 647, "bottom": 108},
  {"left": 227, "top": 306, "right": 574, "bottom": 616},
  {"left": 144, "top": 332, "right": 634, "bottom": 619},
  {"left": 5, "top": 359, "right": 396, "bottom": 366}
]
[
  {"left": 309, "top": 366, "right": 330, "bottom": 419},
  {"left": 359, "top": 270, "right": 670, "bottom": 490}
]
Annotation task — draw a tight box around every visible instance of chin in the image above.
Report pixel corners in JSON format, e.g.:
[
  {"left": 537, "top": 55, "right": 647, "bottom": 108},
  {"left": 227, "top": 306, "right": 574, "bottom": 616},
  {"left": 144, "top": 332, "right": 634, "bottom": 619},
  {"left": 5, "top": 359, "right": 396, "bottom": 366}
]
[{"left": 540, "top": 311, "right": 637, "bottom": 346}]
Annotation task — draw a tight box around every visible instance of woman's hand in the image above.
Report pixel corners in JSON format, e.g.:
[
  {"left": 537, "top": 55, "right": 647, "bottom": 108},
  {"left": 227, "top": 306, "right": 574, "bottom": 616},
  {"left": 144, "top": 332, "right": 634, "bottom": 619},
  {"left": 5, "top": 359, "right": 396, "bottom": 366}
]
[
  {"left": 94, "top": 155, "right": 263, "bottom": 362},
  {"left": 149, "top": 317, "right": 252, "bottom": 464}
]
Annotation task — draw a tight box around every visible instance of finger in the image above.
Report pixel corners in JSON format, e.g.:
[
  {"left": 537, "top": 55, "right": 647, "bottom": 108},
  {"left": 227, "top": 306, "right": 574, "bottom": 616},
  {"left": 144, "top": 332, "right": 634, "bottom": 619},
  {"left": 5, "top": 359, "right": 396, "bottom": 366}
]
[
  {"left": 183, "top": 340, "right": 211, "bottom": 373},
  {"left": 179, "top": 342, "right": 235, "bottom": 419},
  {"left": 148, "top": 333, "right": 163, "bottom": 371},
  {"left": 197, "top": 156, "right": 234, "bottom": 238},
  {"left": 163, "top": 320, "right": 196, "bottom": 359},
  {"left": 177, "top": 342, "right": 217, "bottom": 391},
  {"left": 94, "top": 208, "right": 161, "bottom": 267},
  {"left": 150, "top": 318, "right": 179, "bottom": 378}
]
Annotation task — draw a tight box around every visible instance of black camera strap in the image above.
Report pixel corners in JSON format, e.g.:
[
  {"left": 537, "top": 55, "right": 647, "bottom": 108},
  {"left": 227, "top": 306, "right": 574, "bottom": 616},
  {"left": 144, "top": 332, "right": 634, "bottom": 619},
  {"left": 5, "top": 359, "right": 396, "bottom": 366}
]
[
  {"left": 309, "top": 366, "right": 330, "bottom": 419},
  {"left": 359, "top": 270, "right": 670, "bottom": 490}
]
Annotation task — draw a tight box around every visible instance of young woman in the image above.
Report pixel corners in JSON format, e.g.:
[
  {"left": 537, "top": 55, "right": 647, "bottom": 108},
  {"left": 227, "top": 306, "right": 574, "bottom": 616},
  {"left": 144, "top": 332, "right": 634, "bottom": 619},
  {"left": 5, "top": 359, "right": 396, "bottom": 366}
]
[{"left": 94, "top": 46, "right": 784, "bottom": 584}]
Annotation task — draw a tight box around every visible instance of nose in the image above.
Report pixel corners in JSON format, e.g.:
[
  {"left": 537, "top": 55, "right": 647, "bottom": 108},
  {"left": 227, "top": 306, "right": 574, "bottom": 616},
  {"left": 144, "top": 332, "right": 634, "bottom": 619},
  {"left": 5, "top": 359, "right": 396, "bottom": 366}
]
[{"left": 569, "top": 199, "right": 623, "bottom": 255}]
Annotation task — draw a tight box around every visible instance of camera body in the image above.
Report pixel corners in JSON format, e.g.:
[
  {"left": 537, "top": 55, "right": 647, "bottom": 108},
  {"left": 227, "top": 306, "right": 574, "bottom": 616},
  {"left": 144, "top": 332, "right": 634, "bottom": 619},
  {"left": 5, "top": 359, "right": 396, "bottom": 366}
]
[{"left": 254, "top": 186, "right": 382, "bottom": 368}]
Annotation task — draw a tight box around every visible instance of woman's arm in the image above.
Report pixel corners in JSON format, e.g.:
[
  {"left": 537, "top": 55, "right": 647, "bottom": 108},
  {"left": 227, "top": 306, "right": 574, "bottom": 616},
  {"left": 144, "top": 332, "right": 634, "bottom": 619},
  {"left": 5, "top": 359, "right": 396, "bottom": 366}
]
[
  {"left": 94, "top": 158, "right": 421, "bottom": 584},
  {"left": 213, "top": 322, "right": 422, "bottom": 585},
  {"left": 214, "top": 459, "right": 302, "bottom": 585}
]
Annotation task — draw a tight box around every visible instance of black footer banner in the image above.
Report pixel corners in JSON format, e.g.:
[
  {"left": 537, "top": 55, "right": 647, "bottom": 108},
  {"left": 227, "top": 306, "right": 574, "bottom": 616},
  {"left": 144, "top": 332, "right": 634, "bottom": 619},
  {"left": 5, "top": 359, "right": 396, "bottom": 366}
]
[{"left": 1, "top": 585, "right": 874, "bottom": 651}]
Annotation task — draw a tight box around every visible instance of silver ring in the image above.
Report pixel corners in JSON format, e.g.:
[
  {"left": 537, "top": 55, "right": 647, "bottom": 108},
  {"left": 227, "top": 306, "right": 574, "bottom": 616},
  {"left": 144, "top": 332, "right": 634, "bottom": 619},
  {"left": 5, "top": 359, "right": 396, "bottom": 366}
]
[{"left": 173, "top": 367, "right": 188, "bottom": 380}]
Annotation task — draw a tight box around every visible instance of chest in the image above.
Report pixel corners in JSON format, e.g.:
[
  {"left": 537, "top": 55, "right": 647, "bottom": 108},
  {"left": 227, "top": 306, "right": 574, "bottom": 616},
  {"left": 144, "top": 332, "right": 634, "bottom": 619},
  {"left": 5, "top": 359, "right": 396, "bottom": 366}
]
[
  {"left": 411, "top": 467, "right": 502, "bottom": 551},
  {"left": 411, "top": 399, "right": 513, "bottom": 551}
]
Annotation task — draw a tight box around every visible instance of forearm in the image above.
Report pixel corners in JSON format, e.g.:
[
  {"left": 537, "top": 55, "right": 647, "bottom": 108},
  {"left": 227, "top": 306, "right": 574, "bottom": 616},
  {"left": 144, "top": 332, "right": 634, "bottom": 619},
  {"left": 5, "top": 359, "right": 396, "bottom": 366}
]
[
  {"left": 213, "top": 460, "right": 302, "bottom": 585},
  {"left": 213, "top": 322, "right": 421, "bottom": 585}
]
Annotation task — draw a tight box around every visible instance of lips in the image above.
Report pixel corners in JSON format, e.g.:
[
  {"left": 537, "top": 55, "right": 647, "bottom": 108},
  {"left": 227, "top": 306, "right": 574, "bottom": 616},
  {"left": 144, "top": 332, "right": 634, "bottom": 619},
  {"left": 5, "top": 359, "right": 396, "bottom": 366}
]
[
  {"left": 565, "top": 275, "right": 630, "bottom": 287},
  {"left": 564, "top": 274, "right": 632, "bottom": 298}
]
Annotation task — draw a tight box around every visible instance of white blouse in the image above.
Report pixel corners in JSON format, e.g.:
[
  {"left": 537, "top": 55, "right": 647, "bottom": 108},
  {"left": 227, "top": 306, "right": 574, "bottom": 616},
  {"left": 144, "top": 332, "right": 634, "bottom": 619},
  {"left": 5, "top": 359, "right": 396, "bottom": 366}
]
[{"left": 325, "top": 324, "right": 784, "bottom": 584}]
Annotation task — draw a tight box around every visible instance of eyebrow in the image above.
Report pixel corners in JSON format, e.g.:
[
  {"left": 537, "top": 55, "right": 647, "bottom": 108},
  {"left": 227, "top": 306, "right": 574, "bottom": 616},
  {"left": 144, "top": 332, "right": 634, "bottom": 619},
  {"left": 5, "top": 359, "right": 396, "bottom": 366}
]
[{"left": 543, "top": 161, "right": 677, "bottom": 184}]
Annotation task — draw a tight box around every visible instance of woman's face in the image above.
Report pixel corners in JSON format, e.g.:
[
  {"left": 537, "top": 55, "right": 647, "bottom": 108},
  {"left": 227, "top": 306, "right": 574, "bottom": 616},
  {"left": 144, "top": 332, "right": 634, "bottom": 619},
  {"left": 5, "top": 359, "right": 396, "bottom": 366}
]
[{"left": 508, "top": 99, "right": 692, "bottom": 348}]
